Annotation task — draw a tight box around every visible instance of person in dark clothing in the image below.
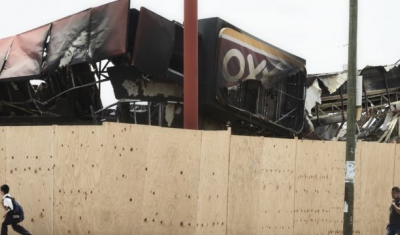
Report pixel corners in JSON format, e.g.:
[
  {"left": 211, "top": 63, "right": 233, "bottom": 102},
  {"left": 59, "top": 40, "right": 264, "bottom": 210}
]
[
  {"left": 388, "top": 187, "right": 400, "bottom": 235},
  {"left": 1, "top": 185, "right": 31, "bottom": 235}
]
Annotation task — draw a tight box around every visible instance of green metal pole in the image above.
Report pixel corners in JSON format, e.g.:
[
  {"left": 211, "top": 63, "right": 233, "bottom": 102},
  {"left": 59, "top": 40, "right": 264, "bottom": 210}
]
[{"left": 343, "top": 0, "right": 358, "bottom": 234}]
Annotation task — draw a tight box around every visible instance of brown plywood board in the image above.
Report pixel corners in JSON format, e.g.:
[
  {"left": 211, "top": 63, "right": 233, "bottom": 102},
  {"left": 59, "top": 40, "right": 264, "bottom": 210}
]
[
  {"left": 257, "top": 138, "right": 296, "bottom": 235},
  {"left": 53, "top": 126, "right": 103, "bottom": 235},
  {"left": 294, "top": 140, "right": 344, "bottom": 235},
  {"left": 93, "top": 123, "right": 148, "bottom": 235},
  {"left": 6, "top": 126, "right": 54, "bottom": 235},
  {"left": 5, "top": 124, "right": 400, "bottom": 235},
  {"left": 227, "top": 136, "right": 264, "bottom": 234},
  {"left": 196, "top": 130, "right": 230, "bottom": 235},
  {"left": 356, "top": 142, "right": 395, "bottom": 234},
  {"left": 140, "top": 127, "right": 202, "bottom": 235},
  {"left": 393, "top": 143, "right": 400, "bottom": 188},
  {"left": 353, "top": 141, "right": 363, "bottom": 234},
  {"left": 329, "top": 141, "right": 346, "bottom": 234}
]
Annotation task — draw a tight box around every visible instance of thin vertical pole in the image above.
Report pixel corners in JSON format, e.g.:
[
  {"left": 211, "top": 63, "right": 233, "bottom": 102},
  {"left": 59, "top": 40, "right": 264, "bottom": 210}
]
[
  {"left": 183, "top": 0, "right": 198, "bottom": 129},
  {"left": 343, "top": 0, "right": 358, "bottom": 234}
]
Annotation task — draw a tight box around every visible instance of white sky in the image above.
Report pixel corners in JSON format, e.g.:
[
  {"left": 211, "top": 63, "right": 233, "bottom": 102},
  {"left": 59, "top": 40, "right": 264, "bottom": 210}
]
[
  {"left": 1, "top": 0, "right": 400, "bottom": 105},
  {"left": 0, "top": 0, "right": 400, "bottom": 73}
]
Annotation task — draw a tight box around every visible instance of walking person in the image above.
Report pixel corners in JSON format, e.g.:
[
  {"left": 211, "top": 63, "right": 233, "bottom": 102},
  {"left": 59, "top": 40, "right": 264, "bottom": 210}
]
[
  {"left": 388, "top": 187, "right": 400, "bottom": 235},
  {"left": 1, "top": 185, "right": 31, "bottom": 235}
]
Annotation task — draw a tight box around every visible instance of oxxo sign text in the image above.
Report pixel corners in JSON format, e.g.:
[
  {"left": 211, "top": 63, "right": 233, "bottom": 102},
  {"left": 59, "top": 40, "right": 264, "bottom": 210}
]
[
  {"left": 222, "top": 48, "right": 269, "bottom": 83},
  {"left": 218, "top": 29, "right": 293, "bottom": 86}
]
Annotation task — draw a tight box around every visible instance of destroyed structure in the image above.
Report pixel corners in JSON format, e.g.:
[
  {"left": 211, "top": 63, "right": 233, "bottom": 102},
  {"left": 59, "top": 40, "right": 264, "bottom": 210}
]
[
  {"left": 305, "top": 64, "right": 400, "bottom": 142},
  {"left": 0, "top": 0, "right": 398, "bottom": 141}
]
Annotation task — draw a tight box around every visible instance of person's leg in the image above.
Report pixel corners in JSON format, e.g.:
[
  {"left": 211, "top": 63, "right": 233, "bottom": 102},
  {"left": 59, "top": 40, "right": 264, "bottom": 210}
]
[
  {"left": 388, "top": 226, "right": 396, "bottom": 235},
  {"left": 1, "top": 215, "right": 13, "bottom": 235},
  {"left": 11, "top": 223, "right": 30, "bottom": 235},
  {"left": 1, "top": 222, "right": 7, "bottom": 235}
]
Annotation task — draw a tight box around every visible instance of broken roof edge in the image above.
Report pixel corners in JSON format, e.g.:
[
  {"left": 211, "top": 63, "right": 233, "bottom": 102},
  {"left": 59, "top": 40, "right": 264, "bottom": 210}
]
[
  {"left": 360, "top": 64, "right": 396, "bottom": 74},
  {"left": 309, "top": 63, "right": 397, "bottom": 78}
]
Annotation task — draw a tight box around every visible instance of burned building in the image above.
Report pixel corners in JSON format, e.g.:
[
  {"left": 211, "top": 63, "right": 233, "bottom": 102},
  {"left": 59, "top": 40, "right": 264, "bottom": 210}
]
[
  {"left": 305, "top": 64, "right": 400, "bottom": 142},
  {"left": 0, "top": 0, "right": 307, "bottom": 137}
]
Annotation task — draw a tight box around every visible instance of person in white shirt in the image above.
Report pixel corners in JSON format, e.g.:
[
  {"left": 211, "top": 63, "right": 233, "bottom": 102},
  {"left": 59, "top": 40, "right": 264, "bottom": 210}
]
[{"left": 1, "top": 185, "right": 31, "bottom": 235}]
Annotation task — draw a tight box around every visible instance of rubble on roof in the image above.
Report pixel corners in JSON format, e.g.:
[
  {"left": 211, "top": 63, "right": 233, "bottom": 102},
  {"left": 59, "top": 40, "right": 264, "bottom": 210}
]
[{"left": 304, "top": 63, "right": 400, "bottom": 142}]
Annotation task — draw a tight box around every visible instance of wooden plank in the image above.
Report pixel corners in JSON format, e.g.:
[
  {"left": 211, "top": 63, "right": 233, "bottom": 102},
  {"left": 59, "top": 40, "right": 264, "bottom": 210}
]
[
  {"left": 356, "top": 142, "right": 395, "bottom": 234},
  {"left": 196, "top": 130, "right": 230, "bottom": 235},
  {"left": 330, "top": 141, "right": 346, "bottom": 234},
  {"left": 227, "top": 135, "right": 264, "bottom": 234},
  {"left": 294, "top": 139, "right": 316, "bottom": 235},
  {"left": 140, "top": 127, "right": 202, "bottom": 235},
  {"left": 4, "top": 123, "right": 400, "bottom": 235},
  {"left": 53, "top": 125, "right": 103, "bottom": 235},
  {"left": 93, "top": 123, "right": 148, "bottom": 235},
  {"left": 6, "top": 126, "right": 54, "bottom": 235},
  {"left": 294, "top": 140, "right": 343, "bottom": 235},
  {"left": 394, "top": 143, "right": 400, "bottom": 187},
  {"left": 257, "top": 137, "right": 296, "bottom": 235},
  {"left": 353, "top": 140, "right": 363, "bottom": 234},
  {"left": 0, "top": 127, "right": 6, "bottom": 189}
]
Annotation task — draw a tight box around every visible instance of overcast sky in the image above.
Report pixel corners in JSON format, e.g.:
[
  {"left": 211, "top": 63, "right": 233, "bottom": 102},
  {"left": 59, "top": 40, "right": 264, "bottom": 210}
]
[
  {"left": 1, "top": 0, "right": 400, "bottom": 73},
  {"left": 1, "top": 0, "right": 399, "bottom": 105}
]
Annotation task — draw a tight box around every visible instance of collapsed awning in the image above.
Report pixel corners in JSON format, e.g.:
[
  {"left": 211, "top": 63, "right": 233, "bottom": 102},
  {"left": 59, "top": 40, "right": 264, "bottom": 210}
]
[{"left": 0, "top": 0, "right": 131, "bottom": 80}]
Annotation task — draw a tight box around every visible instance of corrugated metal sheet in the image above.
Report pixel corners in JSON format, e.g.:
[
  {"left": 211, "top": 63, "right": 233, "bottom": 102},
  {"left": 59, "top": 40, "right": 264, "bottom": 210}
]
[{"left": 305, "top": 79, "right": 322, "bottom": 115}]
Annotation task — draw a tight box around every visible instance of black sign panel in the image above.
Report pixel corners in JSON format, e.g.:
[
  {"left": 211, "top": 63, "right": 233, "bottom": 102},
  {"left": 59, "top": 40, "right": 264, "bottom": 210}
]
[
  {"left": 88, "top": 0, "right": 130, "bottom": 62},
  {"left": 43, "top": 9, "right": 91, "bottom": 72},
  {"left": 131, "top": 7, "right": 175, "bottom": 78}
]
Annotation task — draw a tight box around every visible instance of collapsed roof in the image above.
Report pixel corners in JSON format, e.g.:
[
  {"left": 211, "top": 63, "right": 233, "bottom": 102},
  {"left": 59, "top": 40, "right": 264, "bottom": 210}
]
[{"left": 304, "top": 64, "right": 400, "bottom": 142}]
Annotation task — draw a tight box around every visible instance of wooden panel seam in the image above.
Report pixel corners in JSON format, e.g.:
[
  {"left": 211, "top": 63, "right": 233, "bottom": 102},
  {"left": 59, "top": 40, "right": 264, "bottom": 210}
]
[
  {"left": 292, "top": 138, "right": 298, "bottom": 235},
  {"left": 224, "top": 130, "right": 232, "bottom": 235}
]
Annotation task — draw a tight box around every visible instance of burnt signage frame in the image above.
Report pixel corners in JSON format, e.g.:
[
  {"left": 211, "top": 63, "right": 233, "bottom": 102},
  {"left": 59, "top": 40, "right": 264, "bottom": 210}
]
[
  {"left": 42, "top": 9, "right": 91, "bottom": 72},
  {"left": 0, "top": 24, "right": 51, "bottom": 81},
  {"left": 88, "top": 0, "right": 131, "bottom": 62},
  {"left": 131, "top": 7, "right": 176, "bottom": 79},
  {"left": 198, "top": 18, "right": 307, "bottom": 135},
  {"left": 0, "top": 36, "right": 14, "bottom": 75}
]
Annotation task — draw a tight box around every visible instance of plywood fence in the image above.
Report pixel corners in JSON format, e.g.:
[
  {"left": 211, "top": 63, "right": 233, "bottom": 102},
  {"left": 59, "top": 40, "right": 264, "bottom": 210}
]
[{"left": 0, "top": 123, "right": 396, "bottom": 235}]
